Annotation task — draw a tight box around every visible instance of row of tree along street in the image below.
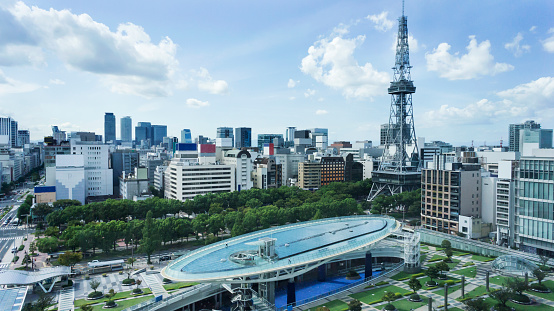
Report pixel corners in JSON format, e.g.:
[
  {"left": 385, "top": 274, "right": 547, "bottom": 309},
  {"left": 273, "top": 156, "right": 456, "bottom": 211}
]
[{"left": 27, "top": 180, "right": 422, "bottom": 264}]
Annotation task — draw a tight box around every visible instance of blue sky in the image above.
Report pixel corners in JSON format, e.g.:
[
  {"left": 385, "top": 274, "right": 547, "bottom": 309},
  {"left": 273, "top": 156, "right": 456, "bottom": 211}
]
[{"left": 0, "top": 0, "right": 553, "bottom": 146}]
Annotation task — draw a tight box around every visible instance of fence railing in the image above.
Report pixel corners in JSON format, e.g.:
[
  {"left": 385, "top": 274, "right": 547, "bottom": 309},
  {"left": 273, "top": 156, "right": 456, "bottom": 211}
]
[
  {"left": 121, "top": 283, "right": 217, "bottom": 311},
  {"left": 276, "top": 261, "right": 405, "bottom": 311}
]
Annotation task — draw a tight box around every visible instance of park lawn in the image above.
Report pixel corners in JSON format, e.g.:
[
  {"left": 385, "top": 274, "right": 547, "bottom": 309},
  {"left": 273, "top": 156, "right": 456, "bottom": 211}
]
[
  {"left": 309, "top": 299, "right": 349, "bottom": 311},
  {"left": 482, "top": 297, "right": 554, "bottom": 311},
  {"left": 448, "top": 308, "right": 464, "bottom": 311},
  {"left": 420, "top": 254, "right": 427, "bottom": 263},
  {"left": 428, "top": 254, "right": 447, "bottom": 262},
  {"left": 349, "top": 285, "right": 411, "bottom": 305},
  {"left": 407, "top": 276, "right": 458, "bottom": 290},
  {"left": 446, "top": 259, "right": 461, "bottom": 269},
  {"left": 74, "top": 289, "right": 152, "bottom": 307},
  {"left": 459, "top": 285, "right": 488, "bottom": 300},
  {"left": 90, "top": 295, "right": 154, "bottom": 311},
  {"left": 451, "top": 250, "right": 470, "bottom": 256},
  {"left": 526, "top": 280, "right": 554, "bottom": 301},
  {"left": 421, "top": 246, "right": 429, "bottom": 250},
  {"left": 451, "top": 266, "right": 477, "bottom": 278},
  {"left": 390, "top": 271, "right": 424, "bottom": 281},
  {"left": 434, "top": 284, "right": 462, "bottom": 297},
  {"left": 471, "top": 255, "right": 495, "bottom": 262},
  {"left": 389, "top": 296, "right": 429, "bottom": 311},
  {"left": 163, "top": 282, "right": 198, "bottom": 291}
]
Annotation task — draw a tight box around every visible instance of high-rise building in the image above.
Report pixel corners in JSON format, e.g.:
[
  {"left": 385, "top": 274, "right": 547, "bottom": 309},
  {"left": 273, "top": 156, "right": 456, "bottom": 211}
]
[
  {"left": 0, "top": 117, "right": 13, "bottom": 146},
  {"left": 104, "top": 112, "right": 116, "bottom": 143},
  {"left": 120, "top": 116, "right": 132, "bottom": 142},
  {"left": 515, "top": 150, "right": 554, "bottom": 256},
  {"left": 286, "top": 127, "right": 296, "bottom": 147},
  {"left": 52, "top": 126, "right": 66, "bottom": 144},
  {"left": 17, "top": 130, "right": 30, "bottom": 147},
  {"left": 235, "top": 127, "right": 252, "bottom": 149},
  {"left": 509, "top": 120, "right": 540, "bottom": 152},
  {"left": 217, "top": 127, "right": 234, "bottom": 147},
  {"left": 111, "top": 150, "right": 139, "bottom": 194},
  {"left": 298, "top": 161, "right": 321, "bottom": 190},
  {"left": 71, "top": 141, "right": 114, "bottom": 198},
  {"left": 10, "top": 119, "right": 18, "bottom": 148},
  {"left": 368, "top": 4, "right": 421, "bottom": 201},
  {"left": 152, "top": 125, "right": 167, "bottom": 146},
  {"left": 135, "top": 122, "right": 151, "bottom": 145},
  {"left": 320, "top": 156, "right": 345, "bottom": 186},
  {"left": 257, "top": 134, "right": 283, "bottom": 150},
  {"left": 181, "top": 129, "right": 192, "bottom": 143},
  {"left": 519, "top": 128, "right": 553, "bottom": 156}
]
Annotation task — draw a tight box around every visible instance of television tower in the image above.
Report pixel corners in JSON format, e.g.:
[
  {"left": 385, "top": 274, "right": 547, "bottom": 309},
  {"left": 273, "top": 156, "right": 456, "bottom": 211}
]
[{"left": 368, "top": 0, "right": 421, "bottom": 202}]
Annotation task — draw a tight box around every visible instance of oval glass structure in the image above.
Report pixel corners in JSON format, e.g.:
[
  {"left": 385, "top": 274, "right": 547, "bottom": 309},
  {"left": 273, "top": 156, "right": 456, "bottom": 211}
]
[
  {"left": 162, "top": 215, "right": 399, "bottom": 282},
  {"left": 491, "top": 255, "right": 539, "bottom": 276}
]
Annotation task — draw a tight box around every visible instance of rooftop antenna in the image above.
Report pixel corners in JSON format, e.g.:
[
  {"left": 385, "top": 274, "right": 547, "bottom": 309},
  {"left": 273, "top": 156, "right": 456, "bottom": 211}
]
[{"left": 402, "top": 0, "right": 405, "bottom": 16}]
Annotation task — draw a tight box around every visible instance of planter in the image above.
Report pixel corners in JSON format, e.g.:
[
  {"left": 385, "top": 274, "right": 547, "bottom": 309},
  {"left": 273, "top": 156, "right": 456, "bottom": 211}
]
[
  {"left": 86, "top": 293, "right": 104, "bottom": 300},
  {"left": 131, "top": 289, "right": 143, "bottom": 295},
  {"left": 509, "top": 294, "right": 532, "bottom": 305},
  {"left": 529, "top": 288, "right": 551, "bottom": 293},
  {"left": 122, "top": 283, "right": 135, "bottom": 286},
  {"left": 103, "top": 303, "right": 118, "bottom": 309},
  {"left": 408, "top": 294, "right": 422, "bottom": 302},
  {"left": 426, "top": 281, "right": 438, "bottom": 287},
  {"left": 345, "top": 275, "right": 361, "bottom": 280}
]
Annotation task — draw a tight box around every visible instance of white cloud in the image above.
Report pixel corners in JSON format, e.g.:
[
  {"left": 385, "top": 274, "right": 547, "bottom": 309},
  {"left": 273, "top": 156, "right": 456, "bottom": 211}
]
[
  {"left": 366, "top": 11, "right": 394, "bottom": 32},
  {"left": 0, "top": 69, "right": 41, "bottom": 95},
  {"left": 287, "top": 78, "right": 298, "bottom": 88},
  {"left": 185, "top": 98, "right": 209, "bottom": 108},
  {"left": 49, "top": 78, "right": 65, "bottom": 85},
  {"left": 315, "top": 109, "right": 328, "bottom": 115},
  {"left": 5, "top": 1, "right": 179, "bottom": 97},
  {"left": 289, "top": 96, "right": 296, "bottom": 101},
  {"left": 421, "top": 77, "right": 554, "bottom": 127},
  {"left": 194, "top": 67, "right": 229, "bottom": 94},
  {"left": 425, "top": 36, "right": 514, "bottom": 80},
  {"left": 530, "top": 26, "right": 537, "bottom": 33},
  {"left": 304, "top": 89, "right": 316, "bottom": 98},
  {"left": 301, "top": 31, "right": 389, "bottom": 99},
  {"left": 504, "top": 33, "right": 530, "bottom": 57},
  {"left": 542, "top": 28, "right": 554, "bottom": 53}
]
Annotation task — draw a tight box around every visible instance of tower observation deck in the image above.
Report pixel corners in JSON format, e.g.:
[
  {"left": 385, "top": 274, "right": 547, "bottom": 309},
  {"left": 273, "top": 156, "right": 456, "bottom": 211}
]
[{"left": 368, "top": 1, "right": 421, "bottom": 202}]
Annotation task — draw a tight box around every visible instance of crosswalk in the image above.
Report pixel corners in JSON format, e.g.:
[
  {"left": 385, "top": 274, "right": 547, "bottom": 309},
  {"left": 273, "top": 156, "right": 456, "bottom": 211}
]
[
  {"left": 0, "top": 263, "right": 9, "bottom": 269},
  {"left": 0, "top": 236, "right": 23, "bottom": 240},
  {"left": 58, "top": 287, "right": 75, "bottom": 311},
  {"left": 0, "top": 226, "right": 17, "bottom": 230}
]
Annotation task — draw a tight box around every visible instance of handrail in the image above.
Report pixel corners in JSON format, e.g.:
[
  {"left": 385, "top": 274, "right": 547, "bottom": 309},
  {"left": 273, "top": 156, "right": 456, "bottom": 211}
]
[
  {"left": 276, "top": 261, "right": 405, "bottom": 311},
  {"left": 121, "top": 283, "right": 217, "bottom": 311}
]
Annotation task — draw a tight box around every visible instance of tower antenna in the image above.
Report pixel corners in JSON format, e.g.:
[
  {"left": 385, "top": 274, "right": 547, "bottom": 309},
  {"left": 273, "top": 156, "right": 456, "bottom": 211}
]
[{"left": 402, "top": 0, "right": 405, "bottom": 16}]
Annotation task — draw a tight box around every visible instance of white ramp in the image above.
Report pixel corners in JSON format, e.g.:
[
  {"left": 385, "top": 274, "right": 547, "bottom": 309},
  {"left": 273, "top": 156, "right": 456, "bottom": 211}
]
[
  {"left": 58, "top": 287, "right": 74, "bottom": 311},
  {"left": 140, "top": 273, "right": 168, "bottom": 298}
]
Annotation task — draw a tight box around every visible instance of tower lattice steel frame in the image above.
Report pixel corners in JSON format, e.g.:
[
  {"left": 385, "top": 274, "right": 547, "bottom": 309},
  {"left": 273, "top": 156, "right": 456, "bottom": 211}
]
[{"left": 368, "top": 1, "right": 421, "bottom": 202}]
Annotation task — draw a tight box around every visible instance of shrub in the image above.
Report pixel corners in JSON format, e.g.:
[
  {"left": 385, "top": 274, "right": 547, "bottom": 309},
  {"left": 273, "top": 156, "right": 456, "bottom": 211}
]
[
  {"left": 105, "top": 300, "right": 116, "bottom": 307},
  {"left": 163, "top": 278, "right": 171, "bottom": 283},
  {"left": 394, "top": 292, "right": 402, "bottom": 299},
  {"left": 118, "top": 271, "right": 123, "bottom": 275},
  {"left": 530, "top": 283, "right": 548, "bottom": 291},
  {"left": 375, "top": 281, "right": 389, "bottom": 286},
  {"left": 18, "top": 245, "right": 24, "bottom": 251},
  {"left": 346, "top": 270, "right": 360, "bottom": 278},
  {"left": 122, "top": 278, "right": 135, "bottom": 285},
  {"left": 150, "top": 266, "right": 154, "bottom": 270},
  {"left": 384, "top": 303, "right": 396, "bottom": 311},
  {"left": 102, "top": 273, "right": 107, "bottom": 277},
  {"left": 12, "top": 256, "right": 19, "bottom": 262},
  {"left": 85, "top": 275, "right": 90, "bottom": 280},
  {"left": 87, "top": 291, "right": 103, "bottom": 299},
  {"left": 132, "top": 288, "right": 143, "bottom": 294},
  {"left": 409, "top": 294, "right": 420, "bottom": 301},
  {"left": 511, "top": 293, "right": 530, "bottom": 304}
]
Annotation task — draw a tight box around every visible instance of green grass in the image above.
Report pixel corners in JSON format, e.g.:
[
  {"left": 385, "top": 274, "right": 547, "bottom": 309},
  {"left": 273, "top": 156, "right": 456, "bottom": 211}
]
[
  {"left": 388, "top": 296, "right": 429, "bottom": 311},
  {"left": 428, "top": 254, "right": 447, "bottom": 262},
  {"left": 74, "top": 289, "right": 152, "bottom": 307},
  {"left": 421, "top": 246, "right": 429, "bottom": 250},
  {"left": 309, "top": 299, "right": 349, "bottom": 311},
  {"left": 349, "top": 285, "right": 411, "bottom": 305},
  {"left": 526, "top": 280, "right": 554, "bottom": 301},
  {"left": 482, "top": 297, "right": 554, "bottom": 311},
  {"left": 420, "top": 254, "right": 427, "bottom": 263},
  {"left": 89, "top": 295, "right": 154, "bottom": 311},
  {"left": 407, "top": 276, "right": 459, "bottom": 290},
  {"left": 451, "top": 266, "right": 477, "bottom": 278},
  {"left": 471, "top": 255, "right": 495, "bottom": 262},
  {"left": 390, "top": 271, "right": 424, "bottom": 281},
  {"left": 459, "top": 285, "right": 488, "bottom": 300},
  {"left": 462, "top": 261, "right": 475, "bottom": 267},
  {"left": 451, "top": 250, "right": 470, "bottom": 256},
  {"left": 489, "top": 275, "right": 514, "bottom": 286},
  {"left": 448, "top": 308, "right": 464, "bottom": 311},
  {"left": 162, "top": 282, "right": 198, "bottom": 291},
  {"left": 446, "top": 259, "right": 461, "bottom": 269},
  {"left": 435, "top": 284, "right": 462, "bottom": 297}
]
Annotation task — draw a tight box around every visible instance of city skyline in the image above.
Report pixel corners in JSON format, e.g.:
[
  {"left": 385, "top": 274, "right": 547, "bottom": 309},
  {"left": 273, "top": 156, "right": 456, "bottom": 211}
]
[{"left": 0, "top": 0, "right": 553, "bottom": 145}]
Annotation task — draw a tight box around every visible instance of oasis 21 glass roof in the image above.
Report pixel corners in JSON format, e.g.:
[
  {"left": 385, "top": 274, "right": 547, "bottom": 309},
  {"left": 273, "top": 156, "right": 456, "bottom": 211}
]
[{"left": 162, "top": 215, "right": 398, "bottom": 282}]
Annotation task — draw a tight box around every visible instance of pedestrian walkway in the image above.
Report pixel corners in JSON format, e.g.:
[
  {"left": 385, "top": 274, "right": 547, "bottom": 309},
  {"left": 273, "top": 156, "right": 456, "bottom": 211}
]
[
  {"left": 140, "top": 273, "right": 168, "bottom": 298},
  {"left": 58, "top": 287, "right": 75, "bottom": 311}
]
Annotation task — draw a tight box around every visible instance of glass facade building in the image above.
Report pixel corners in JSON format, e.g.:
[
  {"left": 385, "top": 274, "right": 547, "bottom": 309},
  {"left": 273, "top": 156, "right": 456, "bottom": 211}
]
[
  {"left": 515, "top": 157, "right": 554, "bottom": 255},
  {"left": 104, "top": 112, "right": 116, "bottom": 143},
  {"left": 235, "top": 127, "right": 251, "bottom": 148},
  {"left": 120, "top": 116, "right": 132, "bottom": 142}
]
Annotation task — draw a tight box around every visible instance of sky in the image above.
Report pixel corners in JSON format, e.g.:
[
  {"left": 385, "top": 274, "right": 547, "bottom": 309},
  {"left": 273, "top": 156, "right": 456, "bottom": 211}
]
[{"left": 0, "top": 0, "right": 553, "bottom": 146}]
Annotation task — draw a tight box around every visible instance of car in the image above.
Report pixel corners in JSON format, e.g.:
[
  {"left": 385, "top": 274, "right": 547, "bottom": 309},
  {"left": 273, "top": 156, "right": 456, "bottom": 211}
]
[
  {"left": 159, "top": 255, "right": 171, "bottom": 262},
  {"left": 11, "top": 247, "right": 17, "bottom": 253},
  {"left": 91, "top": 260, "right": 99, "bottom": 263}
]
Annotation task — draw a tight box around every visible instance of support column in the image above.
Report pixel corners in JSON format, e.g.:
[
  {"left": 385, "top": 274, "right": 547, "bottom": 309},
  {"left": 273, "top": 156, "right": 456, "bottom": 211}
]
[
  {"left": 287, "top": 278, "right": 296, "bottom": 307},
  {"left": 525, "top": 272, "right": 529, "bottom": 285},
  {"left": 486, "top": 271, "right": 490, "bottom": 291},
  {"left": 365, "top": 251, "right": 373, "bottom": 279},
  {"left": 461, "top": 276, "right": 465, "bottom": 299},
  {"left": 318, "top": 265, "right": 326, "bottom": 282},
  {"left": 428, "top": 297, "right": 433, "bottom": 311},
  {"left": 444, "top": 284, "right": 448, "bottom": 311}
]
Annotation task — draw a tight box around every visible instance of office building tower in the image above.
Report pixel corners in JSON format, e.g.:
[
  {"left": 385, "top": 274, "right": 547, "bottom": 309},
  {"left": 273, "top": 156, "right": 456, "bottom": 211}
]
[
  {"left": 515, "top": 149, "right": 554, "bottom": 256},
  {"left": 252, "top": 158, "right": 282, "bottom": 189},
  {"left": 509, "top": 120, "right": 540, "bottom": 152},
  {"left": 17, "top": 130, "right": 30, "bottom": 147},
  {"left": 152, "top": 125, "right": 167, "bottom": 146},
  {"left": 111, "top": 150, "right": 139, "bottom": 194},
  {"left": 0, "top": 117, "right": 12, "bottom": 146},
  {"left": 181, "top": 129, "right": 192, "bottom": 143},
  {"left": 257, "top": 134, "right": 283, "bottom": 150},
  {"left": 221, "top": 149, "right": 253, "bottom": 191},
  {"left": 217, "top": 127, "right": 234, "bottom": 147},
  {"left": 519, "top": 128, "right": 553, "bottom": 156},
  {"left": 55, "top": 155, "right": 86, "bottom": 204},
  {"left": 286, "top": 127, "right": 296, "bottom": 147},
  {"left": 52, "top": 126, "right": 66, "bottom": 144},
  {"left": 235, "top": 127, "right": 252, "bottom": 148},
  {"left": 320, "top": 156, "right": 345, "bottom": 186},
  {"left": 10, "top": 119, "right": 18, "bottom": 147},
  {"left": 104, "top": 112, "right": 116, "bottom": 143},
  {"left": 120, "top": 116, "right": 132, "bottom": 142},
  {"left": 298, "top": 161, "right": 321, "bottom": 190},
  {"left": 135, "top": 122, "right": 151, "bottom": 145},
  {"left": 70, "top": 141, "right": 114, "bottom": 198}
]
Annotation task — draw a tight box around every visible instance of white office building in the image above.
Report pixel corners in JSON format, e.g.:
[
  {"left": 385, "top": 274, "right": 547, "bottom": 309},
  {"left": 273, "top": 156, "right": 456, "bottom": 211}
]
[
  {"left": 55, "top": 154, "right": 86, "bottom": 204},
  {"left": 71, "top": 142, "right": 113, "bottom": 197},
  {"left": 221, "top": 149, "right": 253, "bottom": 191}
]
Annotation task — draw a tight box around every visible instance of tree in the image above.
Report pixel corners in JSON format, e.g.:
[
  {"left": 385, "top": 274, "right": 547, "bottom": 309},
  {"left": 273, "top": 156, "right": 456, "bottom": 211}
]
[
  {"left": 140, "top": 211, "right": 160, "bottom": 264},
  {"left": 382, "top": 291, "right": 397, "bottom": 310},
  {"left": 504, "top": 277, "right": 528, "bottom": 295},
  {"left": 463, "top": 298, "right": 489, "bottom": 311},
  {"left": 533, "top": 268, "right": 546, "bottom": 285},
  {"left": 408, "top": 276, "right": 422, "bottom": 293},
  {"left": 435, "top": 261, "right": 450, "bottom": 278},
  {"left": 22, "top": 253, "right": 31, "bottom": 269},
  {"left": 80, "top": 305, "right": 93, "bottom": 311},
  {"left": 28, "top": 242, "right": 37, "bottom": 255},
  {"left": 90, "top": 279, "right": 101, "bottom": 294},
  {"left": 36, "top": 237, "right": 59, "bottom": 254},
  {"left": 426, "top": 266, "right": 440, "bottom": 285},
  {"left": 348, "top": 299, "right": 362, "bottom": 311},
  {"left": 23, "top": 294, "right": 54, "bottom": 311},
  {"left": 58, "top": 251, "right": 82, "bottom": 267},
  {"left": 441, "top": 239, "right": 452, "bottom": 250},
  {"left": 489, "top": 289, "right": 511, "bottom": 311},
  {"left": 444, "top": 248, "right": 453, "bottom": 262}
]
